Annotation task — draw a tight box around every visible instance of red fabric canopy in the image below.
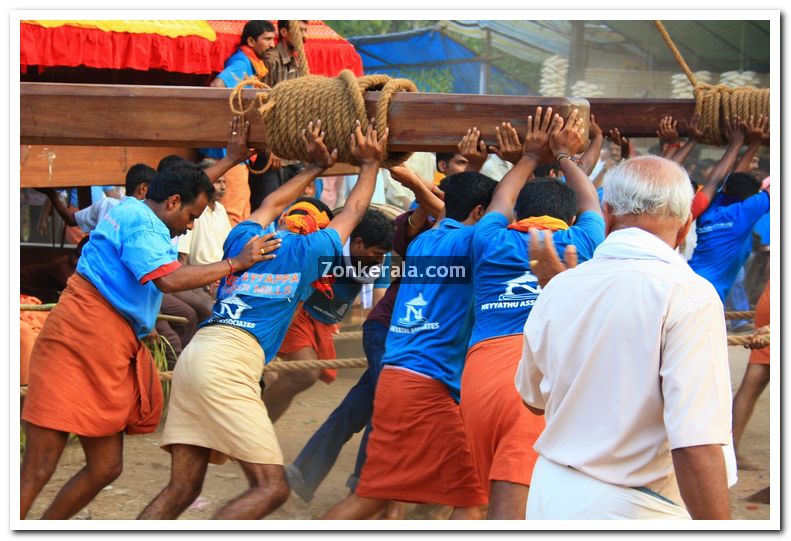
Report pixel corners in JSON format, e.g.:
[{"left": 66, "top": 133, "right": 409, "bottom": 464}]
[{"left": 20, "top": 20, "right": 363, "bottom": 77}]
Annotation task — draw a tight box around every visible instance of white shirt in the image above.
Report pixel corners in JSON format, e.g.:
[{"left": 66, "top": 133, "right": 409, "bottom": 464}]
[
  {"left": 177, "top": 201, "right": 232, "bottom": 266},
  {"left": 74, "top": 196, "right": 123, "bottom": 232},
  {"left": 516, "top": 227, "right": 732, "bottom": 489}
]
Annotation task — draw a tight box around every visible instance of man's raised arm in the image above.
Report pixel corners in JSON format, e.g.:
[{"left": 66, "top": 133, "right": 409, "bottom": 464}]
[
  {"left": 248, "top": 119, "right": 338, "bottom": 228},
  {"left": 486, "top": 107, "right": 559, "bottom": 220},
  {"left": 328, "top": 119, "right": 389, "bottom": 244}
]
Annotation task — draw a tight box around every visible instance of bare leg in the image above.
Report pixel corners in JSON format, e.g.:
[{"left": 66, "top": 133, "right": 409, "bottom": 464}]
[
  {"left": 39, "top": 432, "right": 124, "bottom": 519},
  {"left": 263, "top": 347, "right": 321, "bottom": 423},
  {"left": 323, "top": 493, "right": 388, "bottom": 519},
  {"left": 732, "top": 363, "right": 770, "bottom": 467},
  {"left": 138, "top": 444, "right": 211, "bottom": 519},
  {"left": 20, "top": 423, "right": 69, "bottom": 519},
  {"left": 212, "top": 462, "right": 289, "bottom": 519},
  {"left": 449, "top": 506, "right": 484, "bottom": 520},
  {"left": 382, "top": 501, "right": 407, "bottom": 519},
  {"left": 486, "top": 480, "right": 528, "bottom": 519}
]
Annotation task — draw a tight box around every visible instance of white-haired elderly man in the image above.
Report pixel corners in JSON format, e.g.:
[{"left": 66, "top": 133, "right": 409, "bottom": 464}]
[{"left": 516, "top": 155, "right": 732, "bottom": 520}]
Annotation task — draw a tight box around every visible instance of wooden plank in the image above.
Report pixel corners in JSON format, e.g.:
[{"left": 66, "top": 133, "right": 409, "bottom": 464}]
[
  {"left": 19, "top": 144, "right": 359, "bottom": 188},
  {"left": 20, "top": 83, "right": 698, "bottom": 157},
  {"left": 586, "top": 98, "right": 696, "bottom": 138},
  {"left": 20, "top": 145, "right": 200, "bottom": 188},
  {"left": 21, "top": 83, "right": 589, "bottom": 153}
]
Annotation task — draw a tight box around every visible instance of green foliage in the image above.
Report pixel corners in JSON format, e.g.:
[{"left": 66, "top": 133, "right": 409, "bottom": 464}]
[
  {"left": 443, "top": 28, "right": 543, "bottom": 93},
  {"left": 144, "top": 334, "right": 176, "bottom": 415},
  {"left": 390, "top": 67, "right": 454, "bottom": 93},
  {"left": 325, "top": 20, "right": 438, "bottom": 39}
]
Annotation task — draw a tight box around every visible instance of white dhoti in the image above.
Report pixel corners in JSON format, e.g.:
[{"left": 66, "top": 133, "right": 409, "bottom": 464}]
[{"left": 527, "top": 456, "right": 691, "bottom": 520}]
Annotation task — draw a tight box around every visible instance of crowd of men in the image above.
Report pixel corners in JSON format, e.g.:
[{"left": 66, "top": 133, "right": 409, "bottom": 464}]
[{"left": 20, "top": 20, "right": 771, "bottom": 522}]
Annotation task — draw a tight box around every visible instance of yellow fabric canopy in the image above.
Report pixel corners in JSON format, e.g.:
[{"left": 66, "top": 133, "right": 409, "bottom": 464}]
[{"left": 27, "top": 20, "right": 216, "bottom": 41}]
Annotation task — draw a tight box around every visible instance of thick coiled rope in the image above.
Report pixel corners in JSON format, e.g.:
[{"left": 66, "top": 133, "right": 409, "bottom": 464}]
[
  {"left": 229, "top": 69, "right": 417, "bottom": 167},
  {"left": 655, "top": 20, "right": 770, "bottom": 146}
]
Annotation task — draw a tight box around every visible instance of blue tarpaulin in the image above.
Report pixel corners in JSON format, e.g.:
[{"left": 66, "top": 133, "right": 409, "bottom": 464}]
[{"left": 348, "top": 27, "right": 532, "bottom": 95}]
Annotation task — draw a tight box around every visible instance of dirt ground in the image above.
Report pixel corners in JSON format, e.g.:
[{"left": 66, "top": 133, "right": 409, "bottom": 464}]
[{"left": 25, "top": 343, "right": 771, "bottom": 522}]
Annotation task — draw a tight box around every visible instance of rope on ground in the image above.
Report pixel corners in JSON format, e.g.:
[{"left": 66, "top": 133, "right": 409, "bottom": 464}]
[
  {"left": 229, "top": 70, "right": 417, "bottom": 168},
  {"left": 19, "top": 304, "right": 189, "bottom": 325},
  {"left": 727, "top": 334, "right": 769, "bottom": 347},
  {"left": 724, "top": 310, "right": 756, "bottom": 321},
  {"left": 334, "top": 330, "right": 363, "bottom": 341},
  {"left": 654, "top": 20, "right": 769, "bottom": 146}
]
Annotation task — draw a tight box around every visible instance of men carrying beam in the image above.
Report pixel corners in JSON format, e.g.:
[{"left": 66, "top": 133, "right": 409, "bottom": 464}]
[
  {"left": 138, "top": 118, "right": 389, "bottom": 520},
  {"left": 20, "top": 138, "right": 275, "bottom": 520},
  {"left": 461, "top": 108, "right": 604, "bottom": 519}
]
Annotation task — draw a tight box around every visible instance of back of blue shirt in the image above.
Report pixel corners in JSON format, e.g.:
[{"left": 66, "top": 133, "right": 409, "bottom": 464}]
[
  {"left": 689, "top": 192, "right": 769, "bottom": 302},
  {"left": 304, "top": 252, "right": 391, "bottom": 324},
  {"left": 203, "top": 221, "right": 342, "bottom": 363},
  {"left": 382, "top": 219, "right": 475, "bottom": 402},
  {"left": 470, "top": 211, "right": 605, "bottom": 347},
  {"left": 77, "top": 197, "right": 177, "bottom": 338}
]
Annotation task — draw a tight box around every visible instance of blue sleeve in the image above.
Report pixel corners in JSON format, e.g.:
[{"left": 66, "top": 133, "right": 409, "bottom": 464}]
[
  {"left": 561, "top": 211, "right": 606, "bottom": 262},
  {"left": 120, "top": 230, "right": 177, "bottom": 282},
  {"left": 374, "top": 252, "right": 392, "bottom": 288},
  {"left": 218, "top": 55, "right": 254, "bottom": 88},
  {"left": 301, "top": 229, "right": 343, "bottom": 285},
  {"left": 737, "top": 192, "right": 770, "bottom": 231},
  {"left": 222, "top": 221, "right": 263, "bottom": 260},
  {"left": 473, "top": 212, "right": 509, "bottom": 259}
]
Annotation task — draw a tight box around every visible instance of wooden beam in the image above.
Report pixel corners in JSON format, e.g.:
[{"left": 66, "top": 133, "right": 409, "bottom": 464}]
[
  {"left": 585, "top": 98, "right": 696, "bottom": 138},
  {"left": 19, "top": 144, "right": 358, "bottom": 188},
  {"left": 21, "top": 83, "right": 589, "bottom": 154},
  {"left": 20, "top": 83, "right": 697, "bottom": 157}
]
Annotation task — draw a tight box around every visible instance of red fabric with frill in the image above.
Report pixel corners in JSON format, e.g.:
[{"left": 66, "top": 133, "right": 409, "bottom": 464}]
[{"left": 20, "top": 20, "right": 363, "bottom": 77}]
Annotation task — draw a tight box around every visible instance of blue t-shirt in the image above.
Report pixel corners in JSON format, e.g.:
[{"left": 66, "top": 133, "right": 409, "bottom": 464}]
[
  {"left": 304, "top": 252, "right": 391, "bottom": 324},
  {"left": 201, "top": 49, "right": 258, "bottom": 159},
  {"left": 217, "top": 48, "right": 256, "bottom": 88},
  {"left": 469, "top": 211, "right": 605, "bottom": 347},
  {"left": 753, "top": 212, "right": 770, "bottom": 246},
  {"left": 77, "top": 197, "right": 178, "bottom": 338},
  {"left": 202, "top": 221, "right": 343, "bottom": 363},
  {"left": 382, "top": 218, "right": 475, "bottom": 402},
  {"left": 689, "top": 191, "right": 770, "bottom": 302}
]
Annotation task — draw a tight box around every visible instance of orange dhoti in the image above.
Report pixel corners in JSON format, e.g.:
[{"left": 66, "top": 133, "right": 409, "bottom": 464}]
[
  {"left": 460, "top": 335, "right": 545, "bottom": 492},
  {"left": 22, "top": 273, "right": 163, "bottom": 437},
  {"left": 20, "top": 295, "right": 49, "bottom": 386},
  {"left": 749, "top": 281, "right": 770, "bottom": 365},
  {"left": 356, "top": 366, "right": 487, "bottom": 507},
  {"left": 278, "top": 306, "right": 338, "bottom": 384}
]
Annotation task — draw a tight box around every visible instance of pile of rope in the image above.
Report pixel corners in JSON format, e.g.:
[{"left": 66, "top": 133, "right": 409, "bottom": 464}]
[
  {"left": 230, "top": 69, "right": 417, "bottom": 168},
  {"left": 654, "top": 20, "right": 769, "bottom": 146}
]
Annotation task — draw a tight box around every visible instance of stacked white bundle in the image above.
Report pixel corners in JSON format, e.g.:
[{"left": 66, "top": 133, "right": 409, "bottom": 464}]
[
  {"left": 671, "top": 71, "right": 713, "bottom": 99},
  {"left": 719, "top": 70, "right": 761, "bottom": 88},
  {"left": 570, "top": 80, "right": 605, "bottom": 98},
  {"left": 540, "top": 55, "right": 569, "bottom": 96}
]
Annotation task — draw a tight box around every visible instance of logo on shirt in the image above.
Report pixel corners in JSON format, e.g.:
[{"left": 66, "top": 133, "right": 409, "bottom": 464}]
[
  {"left": 499, "top": 270, "right": 541, "bottom": 301},
  {"left": 391, "top": 293, "right": 440, "bottom": 333},
  {"left": 218, "top": 294, "right": 252, "bottom": 320},
  {"left": 480, "top": 271, "right": 541, "bottom": 312}
]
